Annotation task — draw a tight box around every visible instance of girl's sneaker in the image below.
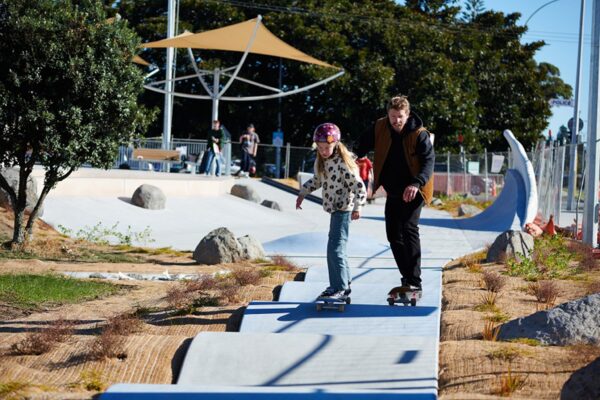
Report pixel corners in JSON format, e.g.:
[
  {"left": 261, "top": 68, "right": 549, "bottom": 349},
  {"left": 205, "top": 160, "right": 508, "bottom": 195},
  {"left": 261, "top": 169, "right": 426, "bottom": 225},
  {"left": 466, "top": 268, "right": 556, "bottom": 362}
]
[
  {"left": 319, "top": 287, "right": 336, "bottom": 298},
  {"left": 329, "top": 290, "right": 347, "bottom": 301}
]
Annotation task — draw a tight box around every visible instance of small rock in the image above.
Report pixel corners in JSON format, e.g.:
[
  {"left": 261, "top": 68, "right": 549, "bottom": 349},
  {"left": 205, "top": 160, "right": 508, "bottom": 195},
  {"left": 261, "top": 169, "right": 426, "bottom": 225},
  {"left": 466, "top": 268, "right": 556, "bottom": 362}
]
[
  {"left": 487, "top": 230, "right": 534, "bottom": 263},
  {"left": 458, "top": 204, "right": 481, "bottom": 216},
  {"left": 261, "top": 199, "right": 281, "bottom": 211},
  {"left": 431, "top": 198, "right": 443, "bottom": 206},
  {"left": 238, "top": 235, "right": 266, "bottom": 260},
  {"left": 231, "top": 184, "right": 261, "bottom": 203}
]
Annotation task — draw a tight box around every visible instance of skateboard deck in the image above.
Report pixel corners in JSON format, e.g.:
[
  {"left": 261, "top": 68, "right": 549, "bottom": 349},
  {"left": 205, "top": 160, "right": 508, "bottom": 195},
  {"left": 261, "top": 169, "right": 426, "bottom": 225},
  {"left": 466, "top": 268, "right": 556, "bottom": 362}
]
[
  {"left": 316, "top": 295, "right": 351, "bottom": 312},
  {"left": 387, "top": 286, "right": 422, "bottom": 306}
]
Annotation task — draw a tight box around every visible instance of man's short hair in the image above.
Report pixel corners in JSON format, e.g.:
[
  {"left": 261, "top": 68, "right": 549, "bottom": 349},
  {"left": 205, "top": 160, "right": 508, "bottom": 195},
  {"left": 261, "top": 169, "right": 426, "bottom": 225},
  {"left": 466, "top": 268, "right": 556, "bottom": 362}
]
[{"left": 387, "top": 95, "right": 410, "bottom": 112}]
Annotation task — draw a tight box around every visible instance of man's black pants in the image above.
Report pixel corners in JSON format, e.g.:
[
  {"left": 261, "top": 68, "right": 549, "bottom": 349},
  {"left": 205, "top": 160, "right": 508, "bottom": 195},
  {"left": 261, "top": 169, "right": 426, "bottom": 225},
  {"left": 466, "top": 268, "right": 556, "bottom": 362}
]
[{"left": 385, "top": 194, "right": 424, "bottom": 287}]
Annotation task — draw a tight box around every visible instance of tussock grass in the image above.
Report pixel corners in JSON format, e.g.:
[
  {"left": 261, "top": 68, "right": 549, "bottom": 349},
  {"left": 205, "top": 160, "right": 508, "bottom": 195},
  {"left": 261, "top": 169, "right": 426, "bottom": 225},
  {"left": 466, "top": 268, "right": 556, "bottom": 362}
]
[{"left": 482, "top": 320, "right": 500, "bottom": 341}]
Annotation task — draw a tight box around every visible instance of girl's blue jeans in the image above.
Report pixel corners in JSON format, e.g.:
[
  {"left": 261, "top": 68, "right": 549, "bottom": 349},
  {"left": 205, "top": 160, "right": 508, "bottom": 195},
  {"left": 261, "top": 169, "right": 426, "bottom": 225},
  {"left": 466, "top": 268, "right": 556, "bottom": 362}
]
[{"left": 327, "top": 211, "right": 351, "bottom": 291}]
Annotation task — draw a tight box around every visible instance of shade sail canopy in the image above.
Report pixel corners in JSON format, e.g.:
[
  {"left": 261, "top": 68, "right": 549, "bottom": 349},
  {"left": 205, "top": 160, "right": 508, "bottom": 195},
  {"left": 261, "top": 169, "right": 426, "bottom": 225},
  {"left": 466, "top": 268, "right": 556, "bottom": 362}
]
[{"left": 141, "top": 18, "right": 336, "bottom": 69}]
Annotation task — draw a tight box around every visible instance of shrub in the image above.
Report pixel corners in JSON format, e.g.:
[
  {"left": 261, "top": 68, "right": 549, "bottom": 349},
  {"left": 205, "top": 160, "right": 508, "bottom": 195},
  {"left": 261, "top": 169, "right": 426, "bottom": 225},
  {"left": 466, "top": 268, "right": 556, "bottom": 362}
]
[
  {"left": 87, "top": 330, "right": 126, "bottom": 360},
  {"left": 482, "top": 271, "right": 507, "bottom": 293},
  {"left": 566, "top": 240, "right": 598, "bottom": 271},
  {"left": 496, "top": 365, "right": 527, "bottom": 396},
  {"left": 11, "top": 317, "right": 74, "bottom": 355},
  {"left": 79, "top": 370, "right": 106, "bottom": 392},
  {"left": 230, "top": 267, "right": 261, "bottom": 286},
  {"left": 269, "top": 254, "right": 299, "bottom": 270},
  {"left": 528, "top": 280, "right": 560, "bottom": 306},
  {"left": 104, "top": 313, "right": 144, "bottom": 336}
]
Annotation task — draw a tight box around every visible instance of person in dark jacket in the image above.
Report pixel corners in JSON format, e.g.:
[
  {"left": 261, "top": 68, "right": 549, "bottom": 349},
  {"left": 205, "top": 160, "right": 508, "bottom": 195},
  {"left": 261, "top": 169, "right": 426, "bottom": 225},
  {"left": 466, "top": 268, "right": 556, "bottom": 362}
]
[{"left": 356, "top": 95, "right": 434, "bottom": 291}]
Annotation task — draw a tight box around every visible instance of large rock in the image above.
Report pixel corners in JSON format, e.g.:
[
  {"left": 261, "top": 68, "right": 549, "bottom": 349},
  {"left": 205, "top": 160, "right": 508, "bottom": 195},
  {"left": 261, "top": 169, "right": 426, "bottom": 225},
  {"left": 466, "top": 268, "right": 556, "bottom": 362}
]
[
  {"left": 0, "top": 168, "right": 43, "bottom": 216},
  {"left": 238, "top": 235, "right": 266, "bottom": 261},
  {"left": 231, "top": 184, "right": 260, "bottom": 203},
  {"left": 498, "top": 294, "right": 600, "bottom": 345},
  {"left": 486, "top": 230, "right": 534, "bottom": 262},
  {"left": 131, "top": 184, "right": 166, "bottom": 210},
  {"left": 458, "top": 204, "right": 481, "bottom": 217},
  {"left": 561, "top": 357, "right": 600, "bottom": 400},
  {"left": 193, "top": 227, "right": 244, "bottom": 265}
]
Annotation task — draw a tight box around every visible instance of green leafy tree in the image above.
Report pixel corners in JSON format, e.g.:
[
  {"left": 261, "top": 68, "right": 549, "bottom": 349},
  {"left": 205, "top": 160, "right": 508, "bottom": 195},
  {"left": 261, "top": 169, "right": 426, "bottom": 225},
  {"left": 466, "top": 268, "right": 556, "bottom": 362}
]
[
  {"left": 0, "top": 0, "right": 154, "bottom": 247},
  {"left": 462, "top": 0, "right": 485, "bottom": 22}
]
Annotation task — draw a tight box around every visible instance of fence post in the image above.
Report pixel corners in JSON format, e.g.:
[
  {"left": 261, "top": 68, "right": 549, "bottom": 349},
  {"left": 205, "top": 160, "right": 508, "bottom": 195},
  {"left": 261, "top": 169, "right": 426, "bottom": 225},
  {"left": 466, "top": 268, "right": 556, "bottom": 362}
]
[
  {"left": 446, "top": 151, "right": 450, "bottom": 196},
  {"left": 462, "top": 150, "right": 467, "bottom": 195},
  {"left": 484, "top": 148, "right": 489, "bottom": 202},
  {"left": 285, "top": 142, "right": 291, "bottom": 179}
]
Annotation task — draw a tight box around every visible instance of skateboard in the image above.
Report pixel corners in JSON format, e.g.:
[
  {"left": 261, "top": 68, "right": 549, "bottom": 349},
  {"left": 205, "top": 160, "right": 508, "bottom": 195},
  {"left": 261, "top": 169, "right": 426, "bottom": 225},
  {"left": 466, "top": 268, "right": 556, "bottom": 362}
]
[
  {"left": 387, "top": 286, "right": 422, "bottom": 307},
  {"left": 316, "top": 295, "right": 351, "bottom": 312}
]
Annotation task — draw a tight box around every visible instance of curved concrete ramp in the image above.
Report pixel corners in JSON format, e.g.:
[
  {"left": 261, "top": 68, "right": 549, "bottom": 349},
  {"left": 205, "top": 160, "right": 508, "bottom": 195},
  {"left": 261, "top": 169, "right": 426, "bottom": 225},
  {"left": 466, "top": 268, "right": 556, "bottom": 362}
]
[
  {"left": 263, "top": 232, "right": 389, "bottom": 257},
  {"left": 175, "top": 332, "right": 437, "bottom": 393}
]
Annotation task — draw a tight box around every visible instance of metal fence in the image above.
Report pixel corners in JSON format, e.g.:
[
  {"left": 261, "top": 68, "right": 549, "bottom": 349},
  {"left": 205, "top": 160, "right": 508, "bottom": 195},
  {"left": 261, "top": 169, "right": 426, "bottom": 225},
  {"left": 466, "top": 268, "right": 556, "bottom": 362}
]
[{"left": 114, "top": 138, "right": 517, "bottom": 200}]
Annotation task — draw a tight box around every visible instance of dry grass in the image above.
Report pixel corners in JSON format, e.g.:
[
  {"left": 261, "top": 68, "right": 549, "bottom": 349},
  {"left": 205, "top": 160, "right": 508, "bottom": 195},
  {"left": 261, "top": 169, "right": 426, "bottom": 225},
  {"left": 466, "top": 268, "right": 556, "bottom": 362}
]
[
  {"left": 474, "top": 291, "right": 499, "bottom": 312},
  {"left": 587, "top": 280, "right": 600, "bottom": 294},
  {"left": 528, "top": 280, "right": 560, "bottom": 306},
  {"left": 230, "top": 266, "right": 262, "bottom": 286},
  {"left": 10, "top": 317, "right": 74, "bottom": 355},
  {"left": 87, "top": 330, "right": 127, "bottom": 361},
  {"left": 481, "top": 320, "right": 500, "bottom": 341},
  {"left": 496, "top": 364, "right": 527, "bottom": 397},
  {"left": 104, "top": 312, "right": 144, "bottom": 336},
  {"left": 566, "top": 240, "right": 598, "bottom": 271},
  {"left": 482, "top": 270, "right": 507, "bottom": 292},
  {"left": 268, "top": 254, "right": 300, "bottom": 270},
  {"left": 487, "top": 346, "right": 523, "bottom": 362}
]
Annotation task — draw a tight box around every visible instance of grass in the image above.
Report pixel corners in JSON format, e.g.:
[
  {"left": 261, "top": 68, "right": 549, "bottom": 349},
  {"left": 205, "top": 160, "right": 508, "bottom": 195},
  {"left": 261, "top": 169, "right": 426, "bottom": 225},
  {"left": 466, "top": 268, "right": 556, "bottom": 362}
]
[
  {"left": 474, "top": 291, "right": 500, "bottom": 313},
  {"left": 431, "top": 194, "right": 493, "bottom": 213},
  {"left": 0, "top": 244, "right": 144, "bottom": 264},
  {"left": 508, "top": 338, "right": 542, "bottom": 346},
  {"left": 496, "top": 364, "right": 527, "bottom": 396},
  {"left": 0, "top": 381, "right": 29, "bottom": 398},
  {"left": 0, "top": 273, "right": 121, "bottom": 309},
  {"left": 482, "top": 320, "right": 500, "bottom": 341},
  {"left": 114, "top": 245, "right": 189, "bottom": 257},
  {"left": 484, "top": 311, "right": 510, "bottom": 323},
  {"left": 78, "top": 370, "right": 106, "bottom": 392},
  {"left": 487, "top": 346, "right": 523, "bottom": 362}
]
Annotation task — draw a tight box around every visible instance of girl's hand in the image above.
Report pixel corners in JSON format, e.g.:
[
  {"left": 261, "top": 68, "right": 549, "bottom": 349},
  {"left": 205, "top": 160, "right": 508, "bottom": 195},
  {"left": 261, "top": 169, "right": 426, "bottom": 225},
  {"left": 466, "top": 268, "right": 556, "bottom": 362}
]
[
  {"left": 296, "top": 195, "right": 304, "bottom": 210},
  {"left": 351, "top": 210, "right": 360, "bottom": 220}
]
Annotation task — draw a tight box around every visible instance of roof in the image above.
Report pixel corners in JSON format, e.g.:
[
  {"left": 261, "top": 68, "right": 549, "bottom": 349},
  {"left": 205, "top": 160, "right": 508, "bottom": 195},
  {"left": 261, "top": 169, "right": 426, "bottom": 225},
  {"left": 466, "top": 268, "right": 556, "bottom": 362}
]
[{"left": 141, "top": 17, "right": 337, "bottom": 69}]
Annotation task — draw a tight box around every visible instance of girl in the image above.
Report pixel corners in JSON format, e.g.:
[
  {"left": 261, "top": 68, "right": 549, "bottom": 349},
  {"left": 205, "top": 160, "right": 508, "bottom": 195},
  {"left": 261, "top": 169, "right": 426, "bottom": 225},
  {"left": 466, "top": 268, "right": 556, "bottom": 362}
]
[{"left": 296, "top": 123, "right": 367, "bottom": 300}]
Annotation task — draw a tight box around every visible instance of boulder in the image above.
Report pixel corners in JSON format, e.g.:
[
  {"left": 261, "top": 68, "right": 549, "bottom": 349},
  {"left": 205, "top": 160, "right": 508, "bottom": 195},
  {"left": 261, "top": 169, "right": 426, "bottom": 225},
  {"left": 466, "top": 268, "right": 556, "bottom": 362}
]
[
  {"left": 231, "top": 184, "right": 260, "bottom": 203},
  {"left": 131, "top": 184, "right": 166, "bottom": 210},
  {"left": 193, "top": 227, "right": 244, "bottom": 265},
  {"left": 561, "top": 357, "right": 600, "bottom": 400},
  {"left": 261, "top": 199, "right": 281, "bottom": 211},
  {"left": 431, "top": 198, "right": 443, "bottom": 207},
  {"left": 0, "top": 168, "right": 43, "bottom": 216},
  {"left": 498, "top": 293, "right": 600, "bottom": 345},
  {"left": 486, "top": 230, "right": 534, "bottom": 263},
  {"left": 458, "top": 204, "right": 481, "bottom": 217},
  {"left": 238, "top": 235, "right": 266, "bottom": 261}
]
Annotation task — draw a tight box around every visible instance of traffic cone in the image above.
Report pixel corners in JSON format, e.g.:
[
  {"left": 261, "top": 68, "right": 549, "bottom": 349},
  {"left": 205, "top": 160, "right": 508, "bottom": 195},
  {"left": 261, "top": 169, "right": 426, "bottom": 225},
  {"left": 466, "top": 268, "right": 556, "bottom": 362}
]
[
  {"left": 544, "top": 215, "right": 556, "bottom": 236},
  {"left": 491, "top": 180, "right": 497, "bottom": 197}
]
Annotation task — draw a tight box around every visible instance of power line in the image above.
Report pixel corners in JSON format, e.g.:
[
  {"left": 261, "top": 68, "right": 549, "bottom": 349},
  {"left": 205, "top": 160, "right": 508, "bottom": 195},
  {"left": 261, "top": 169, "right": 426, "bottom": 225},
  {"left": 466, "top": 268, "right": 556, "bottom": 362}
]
[{"left": 202, "top": 0, "right": 590, "bottom": 45}]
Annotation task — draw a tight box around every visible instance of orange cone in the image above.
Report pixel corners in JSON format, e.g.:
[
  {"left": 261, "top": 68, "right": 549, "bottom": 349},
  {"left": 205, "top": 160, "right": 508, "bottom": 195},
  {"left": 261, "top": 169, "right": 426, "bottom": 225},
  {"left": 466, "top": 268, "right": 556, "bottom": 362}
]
[
  {"left": 544, "top": 215, "right": 556, "bottom": 236},
  {"left": 491, "top": 180, "right": 497, "bottom": 197}
]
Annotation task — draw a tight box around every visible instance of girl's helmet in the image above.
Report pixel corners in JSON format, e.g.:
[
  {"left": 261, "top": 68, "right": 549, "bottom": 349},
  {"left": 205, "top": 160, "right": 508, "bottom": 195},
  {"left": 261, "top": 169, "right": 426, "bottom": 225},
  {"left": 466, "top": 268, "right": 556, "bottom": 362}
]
[{"left": 313, "top": 123, "right": 341, "bottom": 144}]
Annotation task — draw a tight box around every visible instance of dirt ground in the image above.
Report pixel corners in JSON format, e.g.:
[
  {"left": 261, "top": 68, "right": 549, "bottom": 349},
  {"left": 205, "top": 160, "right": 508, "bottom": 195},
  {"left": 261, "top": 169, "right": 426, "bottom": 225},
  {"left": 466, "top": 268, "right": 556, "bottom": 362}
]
[{"left": 439, "top": 257, "right": 600, "bottom": 399}]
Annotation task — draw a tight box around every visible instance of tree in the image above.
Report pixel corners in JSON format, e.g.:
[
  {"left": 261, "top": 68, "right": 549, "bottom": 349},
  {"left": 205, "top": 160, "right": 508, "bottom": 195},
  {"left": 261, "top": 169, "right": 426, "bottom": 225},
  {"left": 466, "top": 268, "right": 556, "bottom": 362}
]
[
  {"left": 462, "top": 0, "right": 485, "bottom": 22},
  {"left": 0, "top": 0, "right": 153, "bottom": 247}
]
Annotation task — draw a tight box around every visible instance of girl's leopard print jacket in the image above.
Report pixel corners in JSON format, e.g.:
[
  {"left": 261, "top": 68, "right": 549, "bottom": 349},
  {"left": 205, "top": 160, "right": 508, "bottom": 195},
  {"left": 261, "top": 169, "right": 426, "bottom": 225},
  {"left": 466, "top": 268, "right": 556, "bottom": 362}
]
[{"left": 300, "top": 153, "right": 366, "bottom": 214}]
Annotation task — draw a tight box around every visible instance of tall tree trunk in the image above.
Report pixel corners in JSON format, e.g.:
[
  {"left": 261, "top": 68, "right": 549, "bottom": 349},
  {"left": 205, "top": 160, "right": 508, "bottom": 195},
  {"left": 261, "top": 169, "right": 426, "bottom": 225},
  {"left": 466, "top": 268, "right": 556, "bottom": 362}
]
[{"left": 12, "top": 207, "right": 25, "bottom": 248}]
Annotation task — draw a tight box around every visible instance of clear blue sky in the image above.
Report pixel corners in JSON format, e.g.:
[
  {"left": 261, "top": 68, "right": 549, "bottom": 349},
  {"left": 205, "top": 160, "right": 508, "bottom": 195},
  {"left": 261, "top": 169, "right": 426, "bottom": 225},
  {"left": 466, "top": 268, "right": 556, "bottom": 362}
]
[{"left": 484, "top": 0, "right": 591, "bottom": 141}]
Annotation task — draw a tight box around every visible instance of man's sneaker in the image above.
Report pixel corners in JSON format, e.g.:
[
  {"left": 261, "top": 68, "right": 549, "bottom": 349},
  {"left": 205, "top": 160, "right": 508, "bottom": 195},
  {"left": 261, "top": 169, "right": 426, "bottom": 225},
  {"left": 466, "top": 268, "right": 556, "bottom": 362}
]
[
  {"left": 329, "top": 290, "right": 347, "bottom": 301},
  {"left": 319, "top": 287, "right": 336, "bottom": 297},
  {"left": 344, "top": 285, "right": 352, "bottom": 296}
]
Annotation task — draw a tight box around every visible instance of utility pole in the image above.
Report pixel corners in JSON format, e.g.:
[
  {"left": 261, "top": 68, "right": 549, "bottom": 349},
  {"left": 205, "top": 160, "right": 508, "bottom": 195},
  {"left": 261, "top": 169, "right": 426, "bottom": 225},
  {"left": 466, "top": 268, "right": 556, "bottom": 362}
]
[
  {"left": 567, "top": 0, "right": 586, "bottom": 210},
  {"left": 583, "top": 0, "right": 600, "bottom": 246},
  {"left": 162, "top": 0, "right": 176, "bottom": 157}
]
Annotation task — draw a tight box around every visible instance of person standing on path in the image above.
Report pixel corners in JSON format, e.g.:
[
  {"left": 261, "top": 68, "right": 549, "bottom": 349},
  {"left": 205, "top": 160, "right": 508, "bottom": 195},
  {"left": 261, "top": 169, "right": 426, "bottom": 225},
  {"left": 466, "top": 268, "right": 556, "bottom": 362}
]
[
  {"left": 296, "top": 123, "right": 366, "bottom": 300},
  {"left": 239, "top": 123, "right": 260, "bottom": 176},
  {"left": 201, "top": 120, "right": 225, "bottom": 176},
  {"left": 356, "top": 95, "right": 434, "bottom": 291}
]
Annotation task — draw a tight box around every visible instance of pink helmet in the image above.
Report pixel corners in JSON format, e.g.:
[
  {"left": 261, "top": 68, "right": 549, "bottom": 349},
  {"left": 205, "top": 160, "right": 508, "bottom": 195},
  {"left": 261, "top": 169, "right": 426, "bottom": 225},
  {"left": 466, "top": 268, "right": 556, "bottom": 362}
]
[{"left": 313, "top": 123, "right": 341, "bottom": 144}]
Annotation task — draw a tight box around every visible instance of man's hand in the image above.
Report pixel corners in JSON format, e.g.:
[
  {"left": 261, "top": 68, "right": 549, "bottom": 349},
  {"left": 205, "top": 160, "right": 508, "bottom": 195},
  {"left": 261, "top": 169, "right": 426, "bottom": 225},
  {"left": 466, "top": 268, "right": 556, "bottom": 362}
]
[
  {"left": 296, "top": 195, "right": 305, "bottom": 210},
  {"left": 403, "top": 185, "right": 419, "bottom": 203},
  {"left": 351, "top": 210, "right": 361, "bottom": 220}
]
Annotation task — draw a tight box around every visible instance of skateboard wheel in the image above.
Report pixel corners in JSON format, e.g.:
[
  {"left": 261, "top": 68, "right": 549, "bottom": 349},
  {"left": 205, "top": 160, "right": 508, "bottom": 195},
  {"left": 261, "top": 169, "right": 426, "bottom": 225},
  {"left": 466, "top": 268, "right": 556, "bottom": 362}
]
[
  {"left": 388, "top": 298, "right": 395, "bottom": 306},
  {"left": 410, "top": 299, "right": 417, "bottom": 307},
  {"left": 345, "top": 297, "right": 351, "bottom": 304}
]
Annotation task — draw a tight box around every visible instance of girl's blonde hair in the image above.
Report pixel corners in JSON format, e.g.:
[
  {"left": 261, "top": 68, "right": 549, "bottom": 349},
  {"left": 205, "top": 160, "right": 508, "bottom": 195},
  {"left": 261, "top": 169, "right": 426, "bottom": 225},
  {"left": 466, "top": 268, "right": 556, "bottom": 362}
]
[{"left": 314, "top": 142, "right": 359, "bottom": 178}]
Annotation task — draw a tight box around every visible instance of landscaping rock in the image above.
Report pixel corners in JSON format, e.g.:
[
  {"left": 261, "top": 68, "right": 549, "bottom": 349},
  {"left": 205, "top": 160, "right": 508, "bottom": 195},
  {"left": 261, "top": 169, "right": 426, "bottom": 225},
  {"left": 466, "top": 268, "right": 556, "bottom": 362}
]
[
  {"left": 238, "top": 235, "right": 266, "bottom": 261},
  {"left": 0, "top": 168, "right": 43, "bottom": 216},
  {"left": 486, "top": 230, "right": 534, "bottom": 262},
  {"left": 431, "top": 198, "right": 443, "bottom": 207},
  {"left": 131, "top": 184, "right": 166, "bottom": 210},
  {"left": 498, "top": 293, "right": 600, "bottom": 345},
  {"left": 561, "top": 356, "right": 600, "bottom": 400},
  {"left": 193, "top": 227, "right": 244, "bottom": 265},
  {"left": 231, "top": 184, "right": 260, "bottom": 203},
  {"left": 458, "top": 204, "right": 481, "bottom": 216},
  {"left": 261, "top": 199, "right": 281, "bottom": 211}
]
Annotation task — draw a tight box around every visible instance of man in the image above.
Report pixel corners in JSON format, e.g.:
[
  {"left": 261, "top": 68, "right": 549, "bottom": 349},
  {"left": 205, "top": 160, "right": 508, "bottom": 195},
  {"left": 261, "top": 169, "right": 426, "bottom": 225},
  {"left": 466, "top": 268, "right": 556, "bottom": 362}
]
[
  {"left": 239, "top": 123, "right": 260, "bottom": 176},
  {"left": 201, "top": 120, "right": 224, "bottom": 176},
  {"left": 356, "top": 95, "right": 434, "bottom": 291}
]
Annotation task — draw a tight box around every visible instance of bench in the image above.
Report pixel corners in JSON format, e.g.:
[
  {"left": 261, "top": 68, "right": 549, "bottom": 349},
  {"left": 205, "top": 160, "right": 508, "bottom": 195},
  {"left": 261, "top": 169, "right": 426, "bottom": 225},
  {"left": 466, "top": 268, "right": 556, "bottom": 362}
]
[{"left": 132, "top": 148, "right": 181, "bottom": 162}]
